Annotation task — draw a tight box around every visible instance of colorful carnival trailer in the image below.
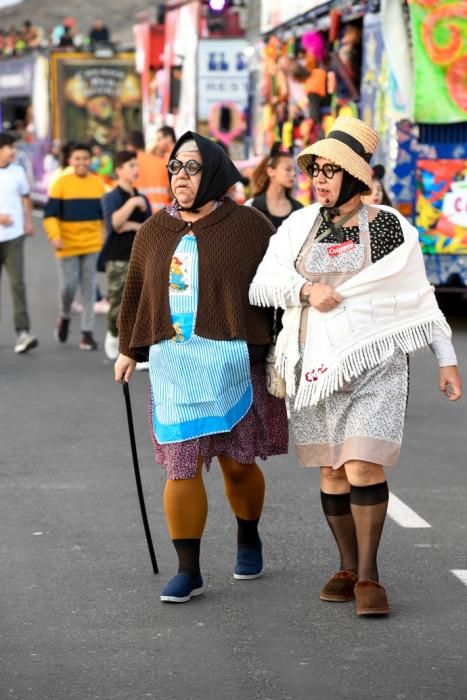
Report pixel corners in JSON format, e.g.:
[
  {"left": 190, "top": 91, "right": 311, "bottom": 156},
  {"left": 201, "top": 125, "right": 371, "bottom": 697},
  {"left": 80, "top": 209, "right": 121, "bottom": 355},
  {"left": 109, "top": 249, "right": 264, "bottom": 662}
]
[
  {"left": 257, "top": 0, "right": 467, "bottom": 290},
  {"left": 361, "top": 2, "right": 467, "bottom": 290},
  {"left": 0, "top": 51, "right": 141, "bottom": 202}
]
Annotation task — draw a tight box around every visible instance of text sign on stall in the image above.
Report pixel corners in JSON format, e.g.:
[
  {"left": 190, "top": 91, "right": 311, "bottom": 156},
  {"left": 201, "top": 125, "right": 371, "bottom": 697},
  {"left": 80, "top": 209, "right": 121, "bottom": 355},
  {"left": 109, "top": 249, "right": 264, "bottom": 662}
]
[
  {"left": 416, "top": 159, "right": 467, "bottom": 255},
  {"left": 197, "top": 39, "right": 249, "bottom": 122}
]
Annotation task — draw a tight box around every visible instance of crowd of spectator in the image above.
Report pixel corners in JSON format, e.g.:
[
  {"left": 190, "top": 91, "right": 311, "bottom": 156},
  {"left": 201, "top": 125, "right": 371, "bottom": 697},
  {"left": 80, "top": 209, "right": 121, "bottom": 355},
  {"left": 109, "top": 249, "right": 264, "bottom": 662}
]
[{"left": 0, "top": 18, "right": 111, "bottom": 58}]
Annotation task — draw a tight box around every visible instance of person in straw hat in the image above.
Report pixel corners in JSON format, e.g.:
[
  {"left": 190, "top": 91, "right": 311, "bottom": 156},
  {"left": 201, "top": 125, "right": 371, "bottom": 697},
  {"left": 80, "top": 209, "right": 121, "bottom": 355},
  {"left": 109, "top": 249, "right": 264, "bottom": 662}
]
[{"left": 249, "top": 116, "right": 462, "bottom": 616}]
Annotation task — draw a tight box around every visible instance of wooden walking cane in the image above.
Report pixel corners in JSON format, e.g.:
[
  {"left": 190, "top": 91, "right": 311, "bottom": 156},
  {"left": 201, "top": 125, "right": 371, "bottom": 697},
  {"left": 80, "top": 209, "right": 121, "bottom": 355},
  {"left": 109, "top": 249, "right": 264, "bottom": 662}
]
[{"left": 122, "top": 380, "right": 159, "bottom": 574}]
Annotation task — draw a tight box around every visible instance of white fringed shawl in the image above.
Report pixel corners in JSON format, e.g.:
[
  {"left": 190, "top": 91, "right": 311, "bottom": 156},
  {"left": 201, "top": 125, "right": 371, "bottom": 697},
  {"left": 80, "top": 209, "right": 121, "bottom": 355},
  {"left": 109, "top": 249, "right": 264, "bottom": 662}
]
[{"left": 249, "top": 203, "right": 451, "bottom": 409}]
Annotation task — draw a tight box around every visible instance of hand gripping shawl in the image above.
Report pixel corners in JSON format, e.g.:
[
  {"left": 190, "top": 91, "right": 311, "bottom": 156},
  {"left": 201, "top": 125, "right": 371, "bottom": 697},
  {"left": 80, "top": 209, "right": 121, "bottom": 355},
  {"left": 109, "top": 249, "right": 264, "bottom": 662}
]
[{"left": 249, "top": 204, "right": 451, "bottom": 410}]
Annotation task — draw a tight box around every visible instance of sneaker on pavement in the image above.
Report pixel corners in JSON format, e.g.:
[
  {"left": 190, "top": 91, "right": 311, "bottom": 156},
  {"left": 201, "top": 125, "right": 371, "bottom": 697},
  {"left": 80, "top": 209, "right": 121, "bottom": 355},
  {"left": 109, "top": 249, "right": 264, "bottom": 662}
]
[
  {"left": 79, "top": 332, "right": 98, "bottom": 351},
  {"left": 14, "top": 331, "right": 38, "bottom": 354},
  {"left": 104, "top": 331, "right": 119, "bottom": 360},
  {"left": 234, "top": 539, "right": 263, "bottom": 580},
  {"left": 71, "top": 300, "right": 83, "bottom": 314},
  {"left": 94, "top": 298, "right": 110, "bottom": 314},
  {"left": 160, "top": 573, "right": 204, "bottom": 603},
  {"left": 54, "top": 317, "right": 70, "bottom": 343},
  {"left": 135, "top": 361, "right": 149, "bottom": 371}
]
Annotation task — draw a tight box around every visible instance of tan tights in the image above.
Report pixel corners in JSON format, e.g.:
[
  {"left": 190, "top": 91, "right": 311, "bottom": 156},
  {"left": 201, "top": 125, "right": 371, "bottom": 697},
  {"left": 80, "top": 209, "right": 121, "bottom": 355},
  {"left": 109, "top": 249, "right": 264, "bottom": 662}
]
[
  {"left": 163, "top": 454, "right": 265, "bottom": 540},
  {"left": 218, "top": 455, "right": 265, "bottom": 521}
]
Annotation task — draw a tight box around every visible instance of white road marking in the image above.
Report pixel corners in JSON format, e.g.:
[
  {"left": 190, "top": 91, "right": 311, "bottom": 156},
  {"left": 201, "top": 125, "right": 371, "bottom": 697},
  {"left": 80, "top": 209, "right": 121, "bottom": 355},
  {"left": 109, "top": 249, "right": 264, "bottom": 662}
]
[
  {"left": 451, "top": 570, "right": 467, "bottom": 586},
  {"left": 387, "top": 492, "right": 431, "bottom": 528}
]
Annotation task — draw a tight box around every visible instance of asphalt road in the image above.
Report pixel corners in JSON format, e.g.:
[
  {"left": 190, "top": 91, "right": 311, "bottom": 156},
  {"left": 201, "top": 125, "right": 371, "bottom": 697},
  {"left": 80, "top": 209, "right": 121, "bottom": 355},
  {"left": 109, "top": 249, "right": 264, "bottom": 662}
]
[{"left": 1, "top": 217, "right": 466, "bottom": 700}]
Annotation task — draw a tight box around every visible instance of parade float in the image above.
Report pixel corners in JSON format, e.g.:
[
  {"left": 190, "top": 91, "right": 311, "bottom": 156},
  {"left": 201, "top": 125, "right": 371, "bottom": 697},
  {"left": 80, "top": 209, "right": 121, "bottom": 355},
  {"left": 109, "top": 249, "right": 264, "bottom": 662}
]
[
  {"left": 257, "top": 0, "right": 467, "bottom": 288},
  {"left": 0, "top": 50, "right": 142, "bottom": 202}
]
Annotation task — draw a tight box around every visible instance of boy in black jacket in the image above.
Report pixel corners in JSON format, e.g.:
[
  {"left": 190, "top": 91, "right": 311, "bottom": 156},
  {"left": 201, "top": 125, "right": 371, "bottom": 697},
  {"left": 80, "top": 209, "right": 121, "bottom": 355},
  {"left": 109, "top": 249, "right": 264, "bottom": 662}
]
[{"left": 101, "top": 151, "right": 151, "bottom": 360}]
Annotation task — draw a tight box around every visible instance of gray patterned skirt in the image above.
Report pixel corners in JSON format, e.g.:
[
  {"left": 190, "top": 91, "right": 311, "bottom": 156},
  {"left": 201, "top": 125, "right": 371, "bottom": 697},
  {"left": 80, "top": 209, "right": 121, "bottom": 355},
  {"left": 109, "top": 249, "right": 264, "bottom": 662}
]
[{"left": 290, "top": 348, "right": 409, "bottom": 469}]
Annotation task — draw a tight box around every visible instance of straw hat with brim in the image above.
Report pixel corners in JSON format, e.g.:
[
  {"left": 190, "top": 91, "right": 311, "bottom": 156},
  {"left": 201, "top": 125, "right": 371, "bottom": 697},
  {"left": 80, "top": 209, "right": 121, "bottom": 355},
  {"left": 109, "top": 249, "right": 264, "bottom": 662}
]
[{"left": 297, "top": 116, "right": 379, "bottom": 194}]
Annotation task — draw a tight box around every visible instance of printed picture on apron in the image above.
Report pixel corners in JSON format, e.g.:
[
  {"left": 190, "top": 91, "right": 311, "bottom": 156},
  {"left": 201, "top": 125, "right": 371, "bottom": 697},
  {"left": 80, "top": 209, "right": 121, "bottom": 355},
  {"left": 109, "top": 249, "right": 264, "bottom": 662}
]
[
  {"left": 169, "top": 254, "right": 192, "bottom": 294},
  {"left": 171, "top": 322, "right": 185, "bottom": 343}
]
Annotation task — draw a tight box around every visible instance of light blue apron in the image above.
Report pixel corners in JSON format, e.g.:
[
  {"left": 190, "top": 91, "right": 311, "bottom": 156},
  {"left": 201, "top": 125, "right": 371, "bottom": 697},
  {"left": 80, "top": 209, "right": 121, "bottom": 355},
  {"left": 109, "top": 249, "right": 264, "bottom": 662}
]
[{"left": 149, "top": 234, "right": 252, "bottom": 444}]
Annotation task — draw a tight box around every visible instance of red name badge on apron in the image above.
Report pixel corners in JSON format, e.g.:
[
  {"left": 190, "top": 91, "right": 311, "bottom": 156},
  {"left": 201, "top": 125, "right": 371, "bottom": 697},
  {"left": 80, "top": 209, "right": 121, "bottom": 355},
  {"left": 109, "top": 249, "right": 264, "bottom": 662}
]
[{"left": 327, "top": 240, "right": 355, "bottom": 257}]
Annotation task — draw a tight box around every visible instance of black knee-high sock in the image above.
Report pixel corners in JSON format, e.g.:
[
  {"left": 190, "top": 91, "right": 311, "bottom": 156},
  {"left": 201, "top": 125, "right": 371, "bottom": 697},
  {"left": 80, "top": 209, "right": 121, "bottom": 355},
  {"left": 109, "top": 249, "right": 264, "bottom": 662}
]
[
  {"left": 350, "top": 482, "right": 389, "bottom": 582},
  {"left": 236, "top": 516, "right": 260, "bottom": 549},
  {"left": 320, "top": 491, "right": 358, "bottom": 573},
  {"left": 173, "top": 539, "right": 201, "bottom": 578}
]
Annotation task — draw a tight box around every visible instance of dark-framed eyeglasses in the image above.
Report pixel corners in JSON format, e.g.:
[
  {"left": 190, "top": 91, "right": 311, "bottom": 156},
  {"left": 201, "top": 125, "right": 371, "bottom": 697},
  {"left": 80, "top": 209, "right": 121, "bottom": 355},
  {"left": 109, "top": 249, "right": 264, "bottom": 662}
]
[
  {"left": 167, "top": 158, "right": 203, "bottom": 176},
  {"left": 307, "top": 162, "right": 343, "bottom": 179}
]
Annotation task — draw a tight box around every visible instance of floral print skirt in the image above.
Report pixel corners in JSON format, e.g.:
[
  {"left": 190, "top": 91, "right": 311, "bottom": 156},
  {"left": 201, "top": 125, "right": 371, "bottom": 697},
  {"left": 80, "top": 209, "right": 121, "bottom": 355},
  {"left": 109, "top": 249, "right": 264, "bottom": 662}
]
[{"left": 150, "top": 363, "right": 289, "bottom": 479}]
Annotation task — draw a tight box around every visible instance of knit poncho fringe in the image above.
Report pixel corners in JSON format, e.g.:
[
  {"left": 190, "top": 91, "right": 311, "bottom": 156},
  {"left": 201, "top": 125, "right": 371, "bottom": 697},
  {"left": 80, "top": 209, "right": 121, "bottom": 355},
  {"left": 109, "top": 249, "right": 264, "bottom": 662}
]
[
  {"left": 289, "top": 316, "right": 449, "bottom": 411},
  {"left": 249, "top": 203, "right": 451, "bottom": 409}
]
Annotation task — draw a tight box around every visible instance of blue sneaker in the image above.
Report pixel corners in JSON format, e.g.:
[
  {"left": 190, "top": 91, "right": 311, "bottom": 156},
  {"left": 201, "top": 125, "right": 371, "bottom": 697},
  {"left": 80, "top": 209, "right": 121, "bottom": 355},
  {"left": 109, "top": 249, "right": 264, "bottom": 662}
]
[
  {"left": 160, "top": 573, "right": 204, "bottom": 603},
  {"left": 234, "top": 540, "right": 263, "bottom": 580}
]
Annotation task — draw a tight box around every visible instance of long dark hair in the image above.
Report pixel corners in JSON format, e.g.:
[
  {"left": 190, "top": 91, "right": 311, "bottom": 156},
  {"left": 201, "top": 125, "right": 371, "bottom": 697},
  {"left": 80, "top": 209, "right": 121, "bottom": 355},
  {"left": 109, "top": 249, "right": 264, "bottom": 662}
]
[
  {"left": 58, "top": 142, "right": 74, "bottom": 168},
  {"left": 372, "top": 164, "right": 392, "bottom": 206},
  {"left": 251, "top": 142, "right": 294, "bottom": 197}
]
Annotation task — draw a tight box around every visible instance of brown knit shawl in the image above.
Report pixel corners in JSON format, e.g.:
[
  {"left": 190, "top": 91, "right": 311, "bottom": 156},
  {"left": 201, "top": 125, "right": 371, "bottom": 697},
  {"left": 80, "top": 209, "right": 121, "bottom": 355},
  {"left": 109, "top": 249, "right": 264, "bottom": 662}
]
[{"left": 118, "top": 198, "right": 276, "bottom": 361}]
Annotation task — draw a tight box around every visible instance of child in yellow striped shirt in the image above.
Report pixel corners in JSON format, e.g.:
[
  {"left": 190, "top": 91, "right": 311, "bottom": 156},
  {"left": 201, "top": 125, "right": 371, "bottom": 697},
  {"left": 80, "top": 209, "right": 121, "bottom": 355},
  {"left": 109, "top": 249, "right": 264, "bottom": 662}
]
[{"left": 44, "top": 143, "right": 105, "bottom": 350}]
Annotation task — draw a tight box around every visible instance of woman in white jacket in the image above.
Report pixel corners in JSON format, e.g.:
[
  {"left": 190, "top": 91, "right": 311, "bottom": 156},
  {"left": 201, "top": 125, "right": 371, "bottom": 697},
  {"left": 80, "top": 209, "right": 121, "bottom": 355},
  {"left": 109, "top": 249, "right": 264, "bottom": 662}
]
[{"left": 249, "top": 116, "right": 462, "bottom": 616}]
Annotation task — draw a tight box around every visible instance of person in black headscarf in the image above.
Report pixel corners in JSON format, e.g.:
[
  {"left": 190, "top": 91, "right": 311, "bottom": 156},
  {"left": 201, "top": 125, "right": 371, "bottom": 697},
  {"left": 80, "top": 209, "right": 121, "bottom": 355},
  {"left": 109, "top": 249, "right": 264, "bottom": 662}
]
[{"left": 115, "top": 131, "right": 289, "bottom": 604}]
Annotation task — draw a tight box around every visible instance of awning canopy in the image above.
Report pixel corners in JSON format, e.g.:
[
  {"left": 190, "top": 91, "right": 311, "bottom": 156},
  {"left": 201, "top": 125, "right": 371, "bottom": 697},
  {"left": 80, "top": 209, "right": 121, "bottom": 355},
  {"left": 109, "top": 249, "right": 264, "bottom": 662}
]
[
  {"left": 0, "top": 56, "right": 35, "bottom": 100},
  {"left": 261, "top": 0, "right": 367, "bottom": 36}
]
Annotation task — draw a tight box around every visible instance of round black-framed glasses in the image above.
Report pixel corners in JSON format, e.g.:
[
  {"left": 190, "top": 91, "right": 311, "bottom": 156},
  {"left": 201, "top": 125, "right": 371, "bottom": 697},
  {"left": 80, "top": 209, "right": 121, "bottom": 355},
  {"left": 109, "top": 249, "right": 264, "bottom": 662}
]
[
  {"left": 307, "top": 162, "right": 343, "bottom": 179},
  {"left": 167, "top": 158, "right": 203, "bottom": 176}
]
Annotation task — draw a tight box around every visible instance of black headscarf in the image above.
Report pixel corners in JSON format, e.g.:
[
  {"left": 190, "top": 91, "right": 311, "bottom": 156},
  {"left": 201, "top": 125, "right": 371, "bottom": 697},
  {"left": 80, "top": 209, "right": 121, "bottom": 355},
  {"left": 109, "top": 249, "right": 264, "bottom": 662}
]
[
  {"left": 316, "top": 162, "right": 368, "bottom": 241},
  {"left": 168, "top": 131, "right": 242, "bottom": 213},
  {"left": 334, "top": 170, "right": 367, "bottom": 209}
]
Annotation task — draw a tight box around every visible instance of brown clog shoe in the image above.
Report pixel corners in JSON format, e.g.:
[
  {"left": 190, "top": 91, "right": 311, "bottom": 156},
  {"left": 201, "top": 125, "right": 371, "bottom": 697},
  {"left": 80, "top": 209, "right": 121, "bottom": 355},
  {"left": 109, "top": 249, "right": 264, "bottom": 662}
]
[
  {"left": 354, "top": 579, "right": 390, "bottom": 616},
  {"left": 320, "top": 570, "right": 358, "bottom": 602}
]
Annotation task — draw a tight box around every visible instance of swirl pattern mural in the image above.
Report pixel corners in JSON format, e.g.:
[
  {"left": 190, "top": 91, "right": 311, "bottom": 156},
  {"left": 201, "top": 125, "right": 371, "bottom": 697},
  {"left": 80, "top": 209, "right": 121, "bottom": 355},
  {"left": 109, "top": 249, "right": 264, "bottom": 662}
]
[{"left": 409, "top": 0, "right": 467, "bottom": 122}]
